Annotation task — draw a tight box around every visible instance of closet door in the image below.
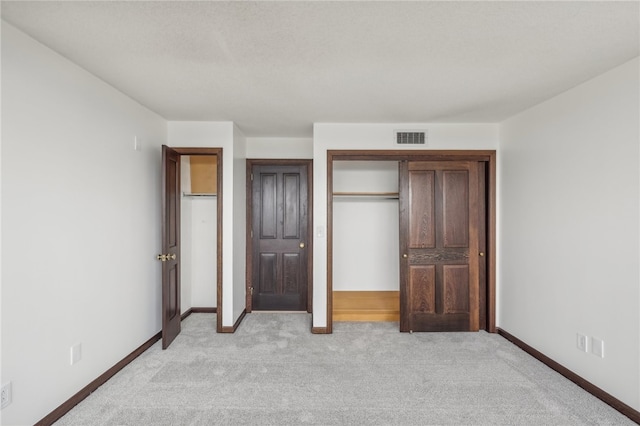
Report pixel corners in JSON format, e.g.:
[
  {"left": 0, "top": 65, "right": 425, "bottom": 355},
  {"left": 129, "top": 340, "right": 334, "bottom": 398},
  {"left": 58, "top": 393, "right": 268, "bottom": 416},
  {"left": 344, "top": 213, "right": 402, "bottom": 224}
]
[{"left": 399, "top": 161, "right": 479, "bottom": 332}]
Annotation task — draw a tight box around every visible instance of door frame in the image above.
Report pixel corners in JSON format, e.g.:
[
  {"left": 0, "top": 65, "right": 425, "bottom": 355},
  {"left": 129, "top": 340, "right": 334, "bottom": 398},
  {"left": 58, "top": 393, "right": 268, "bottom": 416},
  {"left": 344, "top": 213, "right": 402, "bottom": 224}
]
[
  {"left": 169, "top": 147, "right": 224, "bottom": 333},
  {"left": 326, "top": 150, "right": 496, "bottom": 334},
  {"left": 246, "top": 159, "right": 314, "bottom": 313}
]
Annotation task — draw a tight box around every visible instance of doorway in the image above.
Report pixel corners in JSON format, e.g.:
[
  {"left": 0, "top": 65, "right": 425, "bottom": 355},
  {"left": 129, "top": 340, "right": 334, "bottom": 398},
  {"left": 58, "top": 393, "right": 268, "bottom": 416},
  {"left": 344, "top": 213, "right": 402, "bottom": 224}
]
[
  {"left": 246, "top": 159, "right": 313, "bottom": 312},
  {"left": 326, "top": 150, "right": 496, "bottom": 334},
  {"left": 160, "top": 146, "right": 223, "bottom": 349},
  {"left": 331, "top": 160, "right": 400, "bottom": 322},
  {"left": 180, "top": 155, "right": 218, "bottom": 317}
]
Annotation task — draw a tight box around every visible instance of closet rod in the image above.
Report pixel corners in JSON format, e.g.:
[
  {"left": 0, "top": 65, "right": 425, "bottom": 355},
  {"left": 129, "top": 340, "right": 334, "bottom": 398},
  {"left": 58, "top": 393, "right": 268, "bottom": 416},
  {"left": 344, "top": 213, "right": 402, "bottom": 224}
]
[
  {"left": 182, "top": 192, "right": 217, "bottom": 198},
  {"left": 332, "top": 191, "right": 399, "bottom": 199}
]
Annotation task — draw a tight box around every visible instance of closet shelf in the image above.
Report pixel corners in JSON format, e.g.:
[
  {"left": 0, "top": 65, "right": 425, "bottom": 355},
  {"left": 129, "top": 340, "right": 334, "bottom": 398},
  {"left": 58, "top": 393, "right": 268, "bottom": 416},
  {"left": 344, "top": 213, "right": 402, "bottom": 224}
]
[
  {"left": 182, "top": 192, "right": 217, "bottom": 198},
  {"left": 332, "top": 191, "right": 399, "bottom": 199}
]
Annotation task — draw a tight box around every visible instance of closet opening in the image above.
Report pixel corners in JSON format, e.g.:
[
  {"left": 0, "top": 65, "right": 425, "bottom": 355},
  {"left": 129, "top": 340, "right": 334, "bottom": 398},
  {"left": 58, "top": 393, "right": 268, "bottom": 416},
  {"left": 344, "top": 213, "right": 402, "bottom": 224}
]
[
  {"left": 180, "top": 155, "right": 219, "bottom": 317},
  {"left": 326, "top": 150, "right": 496, "bottom": 335},
  {"left": 332, "top": 160, "right": 401, "bottom": 322}
]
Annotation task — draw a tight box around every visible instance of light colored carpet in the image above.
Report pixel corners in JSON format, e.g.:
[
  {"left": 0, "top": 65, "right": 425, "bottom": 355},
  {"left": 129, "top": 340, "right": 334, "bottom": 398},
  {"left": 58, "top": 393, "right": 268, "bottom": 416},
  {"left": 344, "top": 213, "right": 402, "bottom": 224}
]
[{"left": 56, "top": 313, "right": 633, "bottom": 425}]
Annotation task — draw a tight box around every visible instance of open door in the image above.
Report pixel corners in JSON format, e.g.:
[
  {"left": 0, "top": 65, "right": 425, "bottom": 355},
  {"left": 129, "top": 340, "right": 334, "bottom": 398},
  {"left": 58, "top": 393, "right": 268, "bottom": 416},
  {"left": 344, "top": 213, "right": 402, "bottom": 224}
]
[
  {"left": 399, "top": 160, "right": 480, "bottom": 332},
  {"left": 160, "top": 145, "right": 181, "bottom": 348}
]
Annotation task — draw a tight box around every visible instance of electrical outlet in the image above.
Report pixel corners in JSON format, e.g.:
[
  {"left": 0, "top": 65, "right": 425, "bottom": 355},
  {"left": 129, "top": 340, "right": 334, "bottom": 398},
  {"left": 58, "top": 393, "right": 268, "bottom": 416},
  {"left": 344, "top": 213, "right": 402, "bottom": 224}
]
[
  {"left": 1, "top": 382, "right": 12, "bottom": 409},
  {"left": 576, "top": 333, "right": 588, "bottom": 352},
  {"left": 591, "top": 337, "right": 604, "bottom": 358},
  {"left": 70, "top": 343, "right": 82, "bottom": 365}
]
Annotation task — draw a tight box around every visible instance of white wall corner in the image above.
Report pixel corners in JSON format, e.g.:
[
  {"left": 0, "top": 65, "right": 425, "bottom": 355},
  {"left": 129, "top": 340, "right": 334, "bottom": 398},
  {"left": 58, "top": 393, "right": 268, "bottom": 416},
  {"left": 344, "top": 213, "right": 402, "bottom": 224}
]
[{"left": 232, "top": 125, "right": 248, "bottom": 325}]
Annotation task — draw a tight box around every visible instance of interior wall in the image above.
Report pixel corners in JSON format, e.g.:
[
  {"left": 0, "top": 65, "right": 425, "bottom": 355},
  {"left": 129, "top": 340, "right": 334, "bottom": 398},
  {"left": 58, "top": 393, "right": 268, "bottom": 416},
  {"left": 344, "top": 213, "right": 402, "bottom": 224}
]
[
  {"left": 1, "top": 23, "right": 167, "bottom": 425},
  {"left": 333, "top": 161, "right": 399, "bottom": 291},
  {"left": 312, "top": 123, "right": 500, "bottom": 328},
  {"left": 499, "top": 57, "right": 640, "bottom": 410},
  {"left": 246, "top": 137, "right": 313, "bottom": 159},
  {"left": 190, "top": 198, "right": 218, "bottom": 307},
  {"left": 232, "top": 125, "right": 247, "bottom": 323}
]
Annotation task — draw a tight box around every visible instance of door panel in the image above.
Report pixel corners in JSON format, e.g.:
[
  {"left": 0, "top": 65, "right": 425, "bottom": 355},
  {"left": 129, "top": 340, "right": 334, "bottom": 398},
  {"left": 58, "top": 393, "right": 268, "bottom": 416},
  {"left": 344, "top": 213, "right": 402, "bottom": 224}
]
[
  {"left": 259, "top": 253, "right": 277, "bottom": 293},
  {"left": 409, "top": 265, "right": 436, "bottom": 314},
  {"left": 442, "top": 171, "right": 469, "bottom": 247},
  {"left": 400, "top": 161, "right": 479, "bottom": 332},
  {"left": 251, "top": 164, "right": 309, "bottom": 311},
  {"left": 161, "top": 145, "right": 181, "bottom": 348},
  {"left": 168, "top": 264, "right": 179, "bottom": 318},
  {"left": 284, "top": 174, "right": 301, "bottom": 238},
  {"left": 260, "top": 174, "right": 277, "bottom": 238},
  {"left": 443, "top": 265, "right": 469, "bottom": 313},
  {"left": 409, "top": 171, "right": 436, "bottom": 248},
  {"left": 283, "top": 253, "right": 301, "bottom": 294}
]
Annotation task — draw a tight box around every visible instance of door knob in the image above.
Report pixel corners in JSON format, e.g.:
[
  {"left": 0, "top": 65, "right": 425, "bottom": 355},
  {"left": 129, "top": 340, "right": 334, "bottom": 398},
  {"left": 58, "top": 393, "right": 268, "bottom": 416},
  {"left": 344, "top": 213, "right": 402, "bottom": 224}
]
[
  {"left": 403, "top": 253, "right": 408, "bottom": 258},
  {"left": 299, "top": 242, "right": 305, "bottom": 249},
  {"left": 479, "top": 252, "right": 485, "bottom": 257},
  {"left": 157, "top": 253, "right": 176, "bottom": 261}
]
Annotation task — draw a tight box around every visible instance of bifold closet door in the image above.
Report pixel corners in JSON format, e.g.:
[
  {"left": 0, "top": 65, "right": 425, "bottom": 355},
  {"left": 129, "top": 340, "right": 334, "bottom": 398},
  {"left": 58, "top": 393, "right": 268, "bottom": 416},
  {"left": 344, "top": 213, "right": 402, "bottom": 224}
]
[{"left": 399, "top": 161, "right": 480, "bottom": 332}]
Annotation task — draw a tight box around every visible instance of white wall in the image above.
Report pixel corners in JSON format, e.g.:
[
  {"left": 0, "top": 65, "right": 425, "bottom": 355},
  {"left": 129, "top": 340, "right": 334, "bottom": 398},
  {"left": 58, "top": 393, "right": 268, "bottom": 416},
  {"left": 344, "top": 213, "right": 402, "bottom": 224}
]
[
  {"left": 313, "top": 123, "right": 499, "bottom": 328},
  {"left": 333, "top": 161, "right": 400, "bottom": 291},
  {"left": 232, "top": 125, "right": 247, "bottom": 323},
  {"left": 246, "top": 137, "right": 313, "bottom": 159},
  {"left": 1, "top": 23, "right": 167, "bottom": 425},
  {"left": 499, "top": 57, "right": 640, "bottom": 410},
  {"left": 190, "top": 198, "right": 218, "bottom": 307},
  {"left": 167, "top": 122, "right": 245, "bottom": 327}
]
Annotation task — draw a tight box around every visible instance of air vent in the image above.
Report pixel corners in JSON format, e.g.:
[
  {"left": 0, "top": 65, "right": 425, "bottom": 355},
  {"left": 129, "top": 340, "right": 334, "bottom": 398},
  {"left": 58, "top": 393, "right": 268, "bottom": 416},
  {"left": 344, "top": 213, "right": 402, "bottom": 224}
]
[{"left": 395, "top": 131, "right": 427, "bottom": 145}]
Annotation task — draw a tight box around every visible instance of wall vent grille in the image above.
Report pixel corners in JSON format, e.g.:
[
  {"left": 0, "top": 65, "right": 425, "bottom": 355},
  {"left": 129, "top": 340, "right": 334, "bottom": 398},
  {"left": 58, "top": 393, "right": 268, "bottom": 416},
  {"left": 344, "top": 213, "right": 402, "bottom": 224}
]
[{"left": 395, "top": 131, "right": 426, "bottom": 145}]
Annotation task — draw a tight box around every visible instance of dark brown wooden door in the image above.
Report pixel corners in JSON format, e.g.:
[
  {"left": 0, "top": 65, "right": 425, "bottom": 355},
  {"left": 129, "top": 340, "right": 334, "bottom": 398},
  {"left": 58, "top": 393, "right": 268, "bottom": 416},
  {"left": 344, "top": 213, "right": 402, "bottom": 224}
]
[
  {"left": 399, "top": 160, "right": 480, "bottom": 332},
  {"left": 250, "top": 164, "right": 309, "bottom": 311},
  {"left": 161, "top": 145, "right": 181, "bottom": 348}
]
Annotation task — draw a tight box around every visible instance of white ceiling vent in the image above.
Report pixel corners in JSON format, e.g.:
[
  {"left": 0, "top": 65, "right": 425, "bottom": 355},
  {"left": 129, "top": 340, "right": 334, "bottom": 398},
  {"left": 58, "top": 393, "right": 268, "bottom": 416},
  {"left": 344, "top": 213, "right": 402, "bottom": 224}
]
[{"left": 395, "top": 130, "right": 427, "bottom": 146}]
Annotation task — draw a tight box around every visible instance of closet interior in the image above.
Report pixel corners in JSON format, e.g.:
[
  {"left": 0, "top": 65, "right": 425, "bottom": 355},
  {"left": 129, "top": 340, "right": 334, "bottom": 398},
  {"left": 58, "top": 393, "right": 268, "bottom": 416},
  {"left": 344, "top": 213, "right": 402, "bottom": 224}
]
[
  {"left": 180, "top": 155, "right": 218, "bottom": 314},
  {"left": 332, "top": 160, "right": 400, "bottom": 322}
]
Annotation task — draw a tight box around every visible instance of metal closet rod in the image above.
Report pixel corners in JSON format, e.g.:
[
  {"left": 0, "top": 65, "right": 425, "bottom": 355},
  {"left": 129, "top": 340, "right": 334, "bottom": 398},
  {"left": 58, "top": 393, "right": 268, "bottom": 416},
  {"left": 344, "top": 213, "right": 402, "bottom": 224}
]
[
  {"left": 182, "top": 192, "right": 217, "bottom": 197},
  {"left": 332, "top": 191, "right": 399, "bottom": 199}
]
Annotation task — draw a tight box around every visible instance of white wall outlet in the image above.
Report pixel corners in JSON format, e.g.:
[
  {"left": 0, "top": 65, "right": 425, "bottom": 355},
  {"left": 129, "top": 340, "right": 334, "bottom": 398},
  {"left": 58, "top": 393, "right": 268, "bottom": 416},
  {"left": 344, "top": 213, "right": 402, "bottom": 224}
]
[
  {"left": 134, "top": 136, "right": 142, "bottom": 151},
  {"left": 1, "top": 382, "right": 12, "bottom": 409},
  {"left": 576, "top": 333, "right": 588, "bottom": 352},
  {"left": 591, "top": 337, "right": 604, "bottom": 358},
  {"left": 70, "top": 343, "right": 82, "bottom": 365}
]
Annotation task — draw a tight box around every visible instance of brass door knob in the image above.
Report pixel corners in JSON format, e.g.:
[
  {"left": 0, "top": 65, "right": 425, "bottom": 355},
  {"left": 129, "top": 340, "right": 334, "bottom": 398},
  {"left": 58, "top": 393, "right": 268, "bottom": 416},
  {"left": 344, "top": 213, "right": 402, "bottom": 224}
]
[
  {"left": 168, "top": 253, "right": 177, "bottom": 260},
  {"left": 157, "top": 254, "right": 168, "bottom": 262},
  {"left": 403, "top": 253, "right": 408, "bottom": 258},
  {"left": 479, "top": 252, "right": 485, "bottom": 257},
  {"left": 299, "top": 242, "right": 305, "bottom": 249}
]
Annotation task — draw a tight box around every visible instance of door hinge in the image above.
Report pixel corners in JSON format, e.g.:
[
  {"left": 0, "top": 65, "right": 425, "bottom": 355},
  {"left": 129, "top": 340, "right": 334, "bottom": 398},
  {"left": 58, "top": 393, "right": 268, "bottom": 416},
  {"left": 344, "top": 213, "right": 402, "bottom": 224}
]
[
  {"left": 250, "top": 173, "right": 253, "bottom": 181},
  {"left": 249, "top": 287, "right": 254, "bottom": 295},
  {"left": 250, "top": 229, "right": 253, "bottom": 238}
]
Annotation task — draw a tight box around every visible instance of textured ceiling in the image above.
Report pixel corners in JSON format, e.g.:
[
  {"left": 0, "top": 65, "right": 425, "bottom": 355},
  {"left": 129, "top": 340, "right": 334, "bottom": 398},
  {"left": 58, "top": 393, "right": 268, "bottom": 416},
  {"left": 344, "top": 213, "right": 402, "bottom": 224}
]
[{"left": 2, "top": 1, "right": 639, "bottom": 137}]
